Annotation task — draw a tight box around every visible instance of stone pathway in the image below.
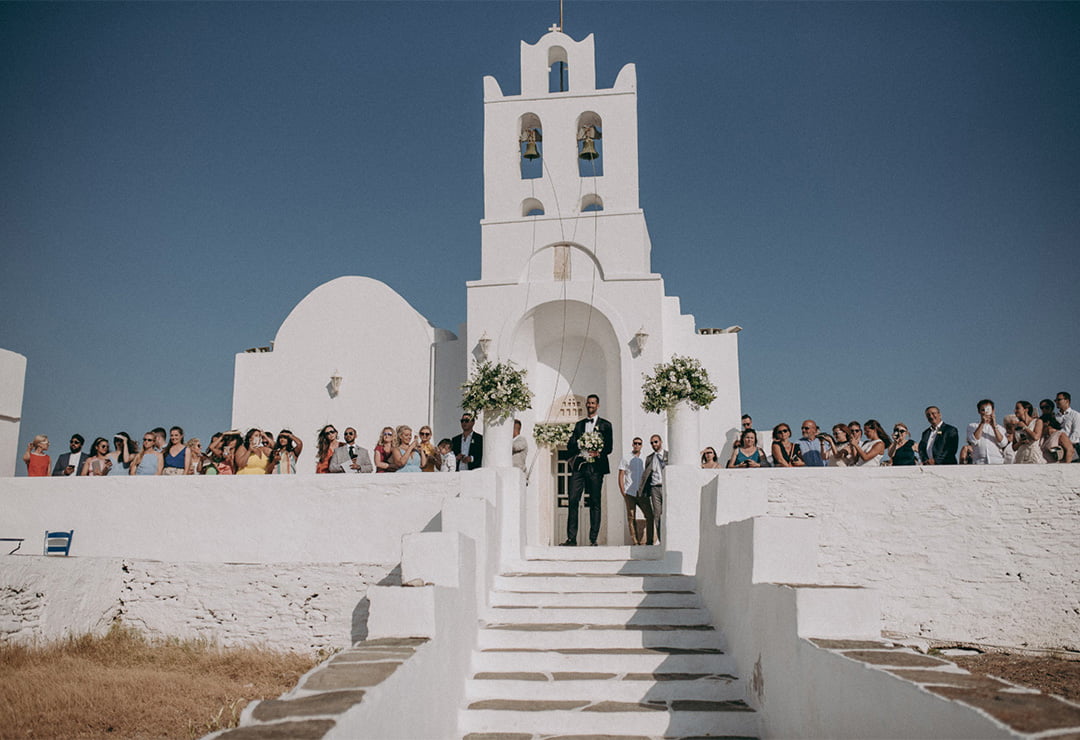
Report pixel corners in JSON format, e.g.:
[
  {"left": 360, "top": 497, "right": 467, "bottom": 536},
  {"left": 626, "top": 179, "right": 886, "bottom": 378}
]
[
  {"left": 208, "top": 637, "right": 427, "bottom": 740},
  {"left": 810, "top": 638, "right": 1080, "bottom": 738},
  {"left": 459, "top": 548, "right": 760, "bottom": 739}
]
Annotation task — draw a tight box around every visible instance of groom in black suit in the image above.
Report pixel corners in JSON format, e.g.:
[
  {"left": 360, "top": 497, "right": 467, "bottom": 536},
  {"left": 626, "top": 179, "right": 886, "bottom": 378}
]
[{"left": 562, "top": 394, "right": 614, "bottom": 546}]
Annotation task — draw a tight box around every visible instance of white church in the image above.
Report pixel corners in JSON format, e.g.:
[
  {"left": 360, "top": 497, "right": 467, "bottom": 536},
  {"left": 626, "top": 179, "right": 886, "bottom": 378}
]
[{"left": 231, "top": 29, "right": 743, "bottom": 546}]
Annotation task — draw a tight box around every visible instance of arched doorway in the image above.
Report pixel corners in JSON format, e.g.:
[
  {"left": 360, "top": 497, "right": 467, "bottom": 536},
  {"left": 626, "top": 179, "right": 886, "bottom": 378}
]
[{"left": 508, "top": 300, "right": 623, "bottom": 546}]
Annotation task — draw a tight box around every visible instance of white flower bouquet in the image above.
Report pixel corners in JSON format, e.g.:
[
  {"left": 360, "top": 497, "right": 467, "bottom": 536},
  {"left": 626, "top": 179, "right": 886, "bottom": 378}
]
[
  {"left": 460, "top": 360, "right": 534, "bottom": 424},
  {"left": 640, "top": 354, "right": 717, "bottom": 414},
  {"left": 533, "top": 422, "right": 573, "bottom": 449},
  {"left": 577, "top": 429, "right": 605, "bottom": 462}
]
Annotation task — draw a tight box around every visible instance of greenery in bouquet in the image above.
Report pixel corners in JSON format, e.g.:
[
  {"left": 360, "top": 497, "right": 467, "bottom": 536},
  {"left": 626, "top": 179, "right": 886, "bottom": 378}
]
[
  {"left": 577, "top": 430, "right": 605, "bottom": 462},
  {"left": 460, "top": 360, "right": 534, "bottom": 424},
  {"left": 533, "top": 422, "right": 573, "bottom": 449},
  {"left": 640, "top": 354, "right": 717, "bottom": 413}
]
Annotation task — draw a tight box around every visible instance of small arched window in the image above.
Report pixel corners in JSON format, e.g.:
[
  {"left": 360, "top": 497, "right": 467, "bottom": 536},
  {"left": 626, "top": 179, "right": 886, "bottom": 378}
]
[
  {"left": 576, "top": 111, "right": 603, "bottom": 177},
  {"left": 548, "top": 46, "right": 568, "bottom": 93},
  {"left": 519, "top": 113, "right": 543, "bottom": 180},
  {"left": 522, "top": 198, "right": 545, "bottom": 217},
  {"left": 581, "top": 194, "right": 603, "bottom": 212}
]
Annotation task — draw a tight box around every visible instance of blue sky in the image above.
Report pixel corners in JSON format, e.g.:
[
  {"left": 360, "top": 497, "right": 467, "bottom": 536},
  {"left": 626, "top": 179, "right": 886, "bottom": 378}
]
[{"left": 2, "top": 1, "right": 1078, "bottom": 470}]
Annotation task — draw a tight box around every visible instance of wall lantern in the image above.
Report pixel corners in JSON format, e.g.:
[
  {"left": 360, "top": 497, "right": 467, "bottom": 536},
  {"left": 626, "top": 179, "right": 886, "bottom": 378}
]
[
  {"left": 328, "top": 370, "right": 343, "bottom": 398},
  {"left": 633, "top": 326, "right": 648, "bottom": 356},
  {"left": 477, "top": 332, "right": 493, "bottom": 361}
]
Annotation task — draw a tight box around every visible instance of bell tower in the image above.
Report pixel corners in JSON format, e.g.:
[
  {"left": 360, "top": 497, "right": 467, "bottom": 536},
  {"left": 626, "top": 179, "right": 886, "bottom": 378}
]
[{"left": 477, "top": 30, "right": 651, "bottom": 282}]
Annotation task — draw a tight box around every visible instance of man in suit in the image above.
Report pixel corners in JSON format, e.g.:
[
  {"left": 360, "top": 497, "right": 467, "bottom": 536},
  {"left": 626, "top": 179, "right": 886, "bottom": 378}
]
[
  {"left": 329, "top": 427, "right": 373, "bottom": 473},
  {"left": 919, "top": 406, "right": 959, "bottom": 465},
  {"left": 52, "top": 434, "right": 86, "bottom": 476},
  {"left": 452, "top": 413, "right": 484, "bottom": 470},
  {"left": 636, "top": 434, "right": 668, "bottom": 545},
  {"left": 562, "top": 394, "right": 614, "bottom": 546}
]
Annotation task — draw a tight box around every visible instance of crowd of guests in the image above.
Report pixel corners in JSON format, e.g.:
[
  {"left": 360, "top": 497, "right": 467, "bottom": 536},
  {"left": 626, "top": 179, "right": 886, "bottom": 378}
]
[
  {"left": 21, "top": 412, "right": 529, "bottom": 477},
  {"left": 706, "top": 393, "right": 1079, "bottom": 469}
]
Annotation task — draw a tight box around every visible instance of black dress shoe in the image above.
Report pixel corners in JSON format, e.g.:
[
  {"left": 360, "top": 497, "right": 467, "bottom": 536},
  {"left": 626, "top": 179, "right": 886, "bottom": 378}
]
[
  {"left": 589, "top": 541, "right": 598, "bottom": 546},
  {"left": 559, "top": 539, "right": 576, "bottom": 547}
]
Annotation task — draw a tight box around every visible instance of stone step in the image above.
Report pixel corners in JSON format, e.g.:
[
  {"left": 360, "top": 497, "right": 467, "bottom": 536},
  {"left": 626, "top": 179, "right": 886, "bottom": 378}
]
[
  {"left": 459, "top": 703, "right": 759, "bottom": 737},
  {"left": 466, "top": 671, "right": 745, "bottom": 703},
  {"left": 477, "top": 624, "right": 720, "bottom": 651},
  {"left": 472, "top": 647, "right": 736, "bottom": 675},
  {"left": 483, "top": 606, "right": 712, "bottom": 626},
  {"left": 523, "top": 545, "right": 666, "bottom": 561},
  {"left": 489, "top": 590, "right": 702, "bottom": 609},
  {"left": 511, "top": 557, "right": 672, "bottom": 575},
  {"left": 494, "top": 574, "right": 695, "bottom": 593}
]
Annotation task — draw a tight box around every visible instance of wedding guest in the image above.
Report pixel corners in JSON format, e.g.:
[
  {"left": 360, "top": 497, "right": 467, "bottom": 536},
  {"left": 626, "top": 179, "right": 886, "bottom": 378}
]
[
  {"left": 452, "top": 413, "right": 484, "bottom": 471},
  {"left": 185, "top": 438, "right": 202, "bottom": 474},
  {"left": 967, "top": 399, "right": 1008, "bottom": 464},
  {"left": 152, "top": 427, "right": 167, "bottom": 451},
  {"left": 130, "top": 432, "right": 164, "bottom": 476},
  {"left": 162, "top": 426, "right": 189, "bottom": 475},
  {"left": 770, "top": 424, "right": 803, "bottom": 467},
  {"left": 796, "top": 421, "right": 827, "bottom": 466},
  {"left": 700, "top": 446, "right": 721, "bottom": 469},
  {"left": 619, "top": 438, "right": 648, "bottom": 545},
  {"left": 80, "top": 437, "right": 113, "bottom": 476},
  {"left": 1054, "top": 392, "right": 1080, "bottom": 456},
  {"left": 1011, "top": 401, "right": 1044, "bottom": 464},
  {"left": 512, "top": 420, "right": 528, "bottom": 472},
  {"left": 374, "top": 426, "right": 397, "bottom": 472},
  {"left": 200, "top": 433, "right": 225, "bottom": 474},
  {"left": 391, "top": 425, "right": 425, "bottom": 472},
  {"left": 329, "top": 427, "right": 370, "bottom": 473},
  {"left": 268, "top": 429, "right": 304, "bottom": 474},
  {"left": 852, "top": 420, "right": 887, "bottom": 466},
  {"left": 217, "top": 431, "right": 242, "bottom": 475},
  {"left": 52, "top": 434, "right": 86, "bottom": 477},
  {"left": 918, "top": 407, "right": 959, "bottom": 465},
  {"left": 1001, "top": 414, "right": 1019, "bottom": 464},
  {"left": 418, "top": 425, "right": 437, "bottom": 472},
  {"left": 825, "top": 424, "right": 855, "bottom": 467},
  {"left": 727, "top": 429, "right": 769, "bottom": 468},
  {"left": 435, "top": 438, "right": 455, "bottom": 472},
  {"left": 315, "top": 425, "right": 339, "bottom": 474},
  {"left": 235, "top": 428, "right": 273, "bottom": 475},
  {"left": 23, "top": 435, "right": 50, "bottom": 477},
  {"left": 1041, "top": 415, "right": 1076, "bottom": 463},
  {"left": 107, "top": 433, "right": 136, "bottom": 476},
  {"left": 888, "top": 424, "right": 918, "bottom": 466}
]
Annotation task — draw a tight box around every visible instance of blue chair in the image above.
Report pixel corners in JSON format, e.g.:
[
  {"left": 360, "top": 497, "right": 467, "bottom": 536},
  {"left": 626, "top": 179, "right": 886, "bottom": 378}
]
[{"left": 44, "top": 530, "right": 74, "bottom": 556}]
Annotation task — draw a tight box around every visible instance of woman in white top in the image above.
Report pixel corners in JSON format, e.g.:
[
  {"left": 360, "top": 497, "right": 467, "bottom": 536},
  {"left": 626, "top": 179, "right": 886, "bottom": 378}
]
[
  {"left": 852, "top": 419, "right": 887, "bottom": 466},
  {"left": 826, "top": 424, "right": 856, "bottom": 467},
  {"left": 1011, "top": 401, "right": 1045, "bottom": 465},
  {"left": 1040, "top": 415, "right": 1076, "bottom": 463}
]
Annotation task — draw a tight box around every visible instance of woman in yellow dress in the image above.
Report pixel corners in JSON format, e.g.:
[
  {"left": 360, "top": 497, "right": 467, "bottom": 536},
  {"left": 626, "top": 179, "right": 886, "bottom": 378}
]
[{"left": 235, "top": 428, "right": 274, "bottom": 474}]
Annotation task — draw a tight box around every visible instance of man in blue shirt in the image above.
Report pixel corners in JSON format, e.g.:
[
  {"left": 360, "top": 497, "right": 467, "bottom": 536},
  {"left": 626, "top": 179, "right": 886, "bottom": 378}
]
[{"left": 797, "top": 420, "right": 827, "bottom": 467}]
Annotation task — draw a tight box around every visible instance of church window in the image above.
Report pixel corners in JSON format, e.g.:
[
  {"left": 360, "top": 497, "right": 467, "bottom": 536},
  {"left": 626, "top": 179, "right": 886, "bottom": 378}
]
[
  {"left": 576, "top": 111, "right": 603, "bottom": 177},
  {"left": 548, "top": 46, "right": 568, "bottom": 92},
  {"left": 581, "top": 194, "right": 603, "bottom": 212},
  {"left": 519, "top": 113, "right": 543, "bottom": 180},
  {"left": 522, "top": 198, "right": 545, "bottom": 217},
  {"left": 553, "top": 245, "right": 571, "bottom": 281}
]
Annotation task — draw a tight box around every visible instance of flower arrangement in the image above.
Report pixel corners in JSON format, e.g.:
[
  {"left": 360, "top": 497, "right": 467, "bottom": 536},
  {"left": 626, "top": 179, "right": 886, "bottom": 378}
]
[
  {"left": 577, "top": 430, "right": 605, "bottom": 462},
  {"left": 533, "top": 422, "right": 573, "bottom": 449},
  {"left": 640, "top": 354, "right": 717, "bottom": 413},
  {"left": 460, "top": 360, "right": 534, "bottom": 424}
]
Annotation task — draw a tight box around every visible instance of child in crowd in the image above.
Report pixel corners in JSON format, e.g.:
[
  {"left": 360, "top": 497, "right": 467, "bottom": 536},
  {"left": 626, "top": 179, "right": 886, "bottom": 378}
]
[{"left": 436, "top": 438, "right": 456, "bottom": 472}]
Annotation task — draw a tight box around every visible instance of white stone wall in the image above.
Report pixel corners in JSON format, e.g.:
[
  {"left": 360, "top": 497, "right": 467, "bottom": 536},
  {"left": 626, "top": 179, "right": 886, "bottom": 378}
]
[
  {"left": 0, "top": 472, "right": 470, "bottom": 563},
  {"left": 0, "top": 556, "right": 394, "bottom": 652},
  {"left": 709, "top": 465, "right": 1080, "bottom": 651},
  {"left": 0, "top": 348, "right": 27, "bottom": 478}
]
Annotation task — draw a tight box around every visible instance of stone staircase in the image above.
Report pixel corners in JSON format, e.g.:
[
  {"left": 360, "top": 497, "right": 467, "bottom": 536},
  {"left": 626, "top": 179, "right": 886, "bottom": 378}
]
[{"left": 460, "top": 547, "right": 760, "bottom": 740}]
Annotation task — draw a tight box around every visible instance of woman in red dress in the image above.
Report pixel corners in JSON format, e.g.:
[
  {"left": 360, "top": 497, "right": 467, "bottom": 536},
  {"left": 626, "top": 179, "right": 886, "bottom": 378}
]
[{"left": 23, "top": 435, "right": 50, "bottom": 476}]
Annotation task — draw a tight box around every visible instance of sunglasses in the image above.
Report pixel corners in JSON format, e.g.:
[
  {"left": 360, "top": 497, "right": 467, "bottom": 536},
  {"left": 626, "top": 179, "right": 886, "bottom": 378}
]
[
  {"left": 778, "top": 429, "right": 790, "bottom": 434},
  {"left": 420, "top": 431, "right": 431, "bottom": 436}
]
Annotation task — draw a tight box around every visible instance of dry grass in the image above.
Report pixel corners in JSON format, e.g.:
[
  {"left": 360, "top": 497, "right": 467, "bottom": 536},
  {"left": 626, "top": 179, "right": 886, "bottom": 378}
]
[{"left": 0, "top": 625, "right": 319, "bottom": 739}]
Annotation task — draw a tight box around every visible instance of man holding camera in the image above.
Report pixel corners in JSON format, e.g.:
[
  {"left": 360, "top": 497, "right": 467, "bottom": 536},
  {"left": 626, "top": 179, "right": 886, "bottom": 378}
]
[{"left": 967, "top": 400, "right": 1008, "bottom": 465}]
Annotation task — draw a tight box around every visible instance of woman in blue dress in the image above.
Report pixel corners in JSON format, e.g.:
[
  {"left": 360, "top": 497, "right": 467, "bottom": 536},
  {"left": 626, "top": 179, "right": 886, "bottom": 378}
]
[
  {"left": 391, "top": 425, "right": 427, "bottom": 472},
  {"left": 726, "top": 429, "right": 770, "bottom": 469},
  {"left": 130, "top": 432, "right": 164, "bottom": 475}
]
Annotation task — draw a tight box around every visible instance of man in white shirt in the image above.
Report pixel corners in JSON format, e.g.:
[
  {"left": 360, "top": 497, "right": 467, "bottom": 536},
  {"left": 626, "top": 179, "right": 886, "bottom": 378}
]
[
  {"left": 618, "top": 438, "right": 647, "bottom": 545},
  {"left": 1054, "top": 392, "right": 1080, "bottom": 459},
  {"left": 511, "top": 419, "right": 528, "bottom": 472},
  {"left": 636, "top": 435, "right": 667, "bottom": 546},
  {"left": 967, "top": 399, "right": 1008, "bottom": 464}
]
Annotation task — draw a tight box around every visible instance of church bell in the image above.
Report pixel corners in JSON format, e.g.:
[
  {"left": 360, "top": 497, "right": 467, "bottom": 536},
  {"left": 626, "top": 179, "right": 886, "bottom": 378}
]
[
  {"left": 578, "top": 138, "right": 599, "bottom": 160},
  {"left": 522, "top": 141, "right": 540, "bottom": 160}
]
